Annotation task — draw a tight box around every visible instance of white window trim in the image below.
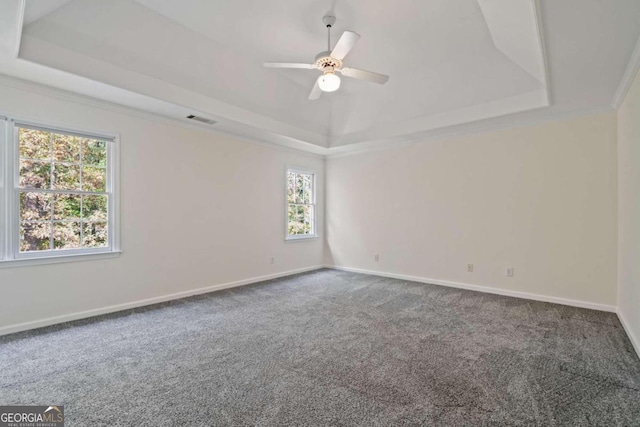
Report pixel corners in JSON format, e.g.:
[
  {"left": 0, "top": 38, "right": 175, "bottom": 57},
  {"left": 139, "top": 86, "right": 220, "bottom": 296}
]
[
  {"left": 0, "top": 115, "right": 121, "bottom": 268},
  {"left": 285, "top": 166, "right": 318, "bottom": 241},
  {"left": 0, "top": 117, "right": 7, "bottom": 262}
]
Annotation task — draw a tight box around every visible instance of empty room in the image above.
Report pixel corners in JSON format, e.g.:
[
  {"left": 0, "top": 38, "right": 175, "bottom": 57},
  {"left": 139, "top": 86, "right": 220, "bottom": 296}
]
[{"left": 1, "top": 0, "right": 639, "bottom": 425}]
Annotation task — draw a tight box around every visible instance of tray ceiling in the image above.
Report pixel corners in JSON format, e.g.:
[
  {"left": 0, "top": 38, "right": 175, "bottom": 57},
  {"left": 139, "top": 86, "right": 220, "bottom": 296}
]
[{"left": 0, "top": 0, "right": 639, "bottom": 154}]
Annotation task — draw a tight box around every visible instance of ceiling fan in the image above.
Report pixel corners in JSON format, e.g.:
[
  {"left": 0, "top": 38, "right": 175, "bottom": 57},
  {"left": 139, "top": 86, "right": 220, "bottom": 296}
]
[{"left": 264, "top": 15, "right": 389, "bottom": 100}]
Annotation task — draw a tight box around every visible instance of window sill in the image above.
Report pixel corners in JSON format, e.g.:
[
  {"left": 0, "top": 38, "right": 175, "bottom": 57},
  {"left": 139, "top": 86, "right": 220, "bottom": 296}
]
[
  {"left": 0, "top": 250, "right": 122, "bottom": 269},
  {"left": 285, "top": 235, "right": 319, "bottom": 242}
]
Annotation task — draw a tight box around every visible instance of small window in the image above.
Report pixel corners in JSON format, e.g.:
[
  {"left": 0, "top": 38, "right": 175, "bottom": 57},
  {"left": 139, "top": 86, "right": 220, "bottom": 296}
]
[
  {"left": 286, "top": 169, "right": 316, "bottom": 240},
  {"left": 0, "top": 119, "right": 119, "bottom": 265}
]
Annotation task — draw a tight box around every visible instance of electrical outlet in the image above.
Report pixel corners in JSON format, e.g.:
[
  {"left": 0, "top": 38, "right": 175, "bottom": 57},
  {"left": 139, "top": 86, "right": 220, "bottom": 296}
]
[
  {"left": 374, "top": 254, "right": 379, "bottom": 262},
  {"left": 270, "top": 257, "right": 275, "bottom": 265},
  {"left": 467, "top": 264, "right": 474, "bottom": 272},
  {"left": 506, "top": 267, "right": 514, "bottom": 277}
]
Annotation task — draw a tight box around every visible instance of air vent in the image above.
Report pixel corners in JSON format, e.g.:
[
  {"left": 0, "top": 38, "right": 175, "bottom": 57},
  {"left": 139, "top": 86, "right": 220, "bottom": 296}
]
[{"left": 186, "top": 115, "right": 216, "bottom": 125}]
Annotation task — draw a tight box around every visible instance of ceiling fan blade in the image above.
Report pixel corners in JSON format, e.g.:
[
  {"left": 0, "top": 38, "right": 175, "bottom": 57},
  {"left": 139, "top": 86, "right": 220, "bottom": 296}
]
[
  {"left": 308, "top": 79, "right": 322, "bottom": 100},
  {"left": 330, "top": 31, "right": 360, "bottom": 60},
  {"left": 340, "top": 67, "right": 389, "bottom": 84},
  {"left": 263, "top": 62, "right": 315, "bottom": 69}
]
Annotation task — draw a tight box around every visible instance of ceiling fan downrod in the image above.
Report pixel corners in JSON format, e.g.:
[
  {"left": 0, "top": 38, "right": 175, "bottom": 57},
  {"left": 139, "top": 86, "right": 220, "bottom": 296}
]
[{"left": 323, "top": 15, "right": 336, "bottom": 51}]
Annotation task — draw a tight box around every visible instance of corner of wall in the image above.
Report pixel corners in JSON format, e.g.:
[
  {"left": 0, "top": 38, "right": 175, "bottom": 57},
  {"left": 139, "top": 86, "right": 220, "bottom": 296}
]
[{"left": 614, "top": 58, "right": 640, "bottom": 360}]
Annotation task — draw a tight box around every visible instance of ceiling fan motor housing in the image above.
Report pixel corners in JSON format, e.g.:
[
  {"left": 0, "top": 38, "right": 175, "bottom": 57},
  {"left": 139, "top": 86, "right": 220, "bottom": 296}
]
[{"left": 315, "top": 52, "right": 342, "bottom": 72}]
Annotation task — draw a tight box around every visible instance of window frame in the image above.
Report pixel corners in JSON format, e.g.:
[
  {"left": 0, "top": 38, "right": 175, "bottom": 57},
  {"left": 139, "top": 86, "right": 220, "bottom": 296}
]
[
  {"left": 0, "top": 115, "right": 121, "bottom": 267},
  {"left": 285, "top": 167, "right": 318, "bottom": 241}
]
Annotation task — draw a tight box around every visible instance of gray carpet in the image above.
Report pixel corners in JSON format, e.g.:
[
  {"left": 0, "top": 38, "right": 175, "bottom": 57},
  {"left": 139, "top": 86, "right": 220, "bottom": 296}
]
[{"left": 1, "top": 269, "right": 639, "bottom": 426}]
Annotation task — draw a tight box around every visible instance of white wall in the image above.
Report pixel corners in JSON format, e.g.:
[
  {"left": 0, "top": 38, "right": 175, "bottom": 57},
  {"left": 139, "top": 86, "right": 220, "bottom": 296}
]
[
  {"left": 618, "top": 68, "right": 640, "bottom": 354},
  {"left": 0, "top": 80, "right": 324, "bottom": 332},
  {"left": 0, "top": 78, "right": 626, "bottom": 335},
  {"left": 326, "top": 113, "right": 618, "bottom": 308}
]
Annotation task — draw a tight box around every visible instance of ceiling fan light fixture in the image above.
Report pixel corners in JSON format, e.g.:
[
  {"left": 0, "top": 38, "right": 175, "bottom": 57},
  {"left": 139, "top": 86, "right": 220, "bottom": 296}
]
[
  {"left": 318, "top": 72, "right": 341, "bottom": 92},
  {"left": 264, "top": 15, "right": 388, "bottom": 100}
]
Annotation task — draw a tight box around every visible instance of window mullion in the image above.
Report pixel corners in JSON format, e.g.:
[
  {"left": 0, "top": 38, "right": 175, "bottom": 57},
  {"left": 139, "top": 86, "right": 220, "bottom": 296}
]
[
  {"left": 15, "top": 188, "right": 107, "bottom": 196},
  {"left": 79, "top": 140, "right": 84, "bottom": 248},
  {"left": 80, "top": 195, "right": 84, "bottom": 247},
  {"left": 48, "top": 131, "right": 54, "bottom": 251},
  {"left": 7, "top": 122, "right": 19, "bottom": 259},
  {"left": 49, "top": 195, "right": 54, "bottom": 251}
]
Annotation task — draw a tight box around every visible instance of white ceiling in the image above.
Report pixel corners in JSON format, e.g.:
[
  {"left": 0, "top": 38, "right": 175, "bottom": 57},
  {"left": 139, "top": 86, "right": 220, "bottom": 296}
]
[{"left": 0, "top": 0, "right": 639, "bottom": 154}]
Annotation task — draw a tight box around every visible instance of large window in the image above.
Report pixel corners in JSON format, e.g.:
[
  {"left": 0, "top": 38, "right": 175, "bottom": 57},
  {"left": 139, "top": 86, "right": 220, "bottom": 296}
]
[
  {"left": 0, "top": 117, "right": 119, "bottom": 265},
  {"left": 286, "top": 168, "right": 316, "bottom": 240}
]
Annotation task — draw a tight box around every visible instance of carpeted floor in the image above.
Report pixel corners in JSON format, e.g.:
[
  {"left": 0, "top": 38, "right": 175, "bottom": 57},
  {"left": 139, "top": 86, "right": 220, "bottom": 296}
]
[{"left": 1, "top": 269, "right": 639, "bottom": 426}]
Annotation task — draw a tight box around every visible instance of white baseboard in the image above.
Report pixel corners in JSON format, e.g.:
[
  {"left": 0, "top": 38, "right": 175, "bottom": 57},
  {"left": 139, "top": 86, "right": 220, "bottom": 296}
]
[
  {"left": 617, "top": 310, "right": 640, "bottom": 360},
  {"left": 324, "top": 265, "right": 617, "bottom": 313},
  {"left": 2, "top": 265, "right": 623, "bottom": 338},
  {"left": 0, "top": 265, "right": 324, "bottom": 337}
]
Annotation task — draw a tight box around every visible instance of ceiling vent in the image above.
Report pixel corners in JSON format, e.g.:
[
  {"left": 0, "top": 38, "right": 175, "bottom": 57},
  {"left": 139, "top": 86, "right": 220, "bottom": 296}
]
[{"left": 186, "top": 115, "right": 216, "bottom": 125}]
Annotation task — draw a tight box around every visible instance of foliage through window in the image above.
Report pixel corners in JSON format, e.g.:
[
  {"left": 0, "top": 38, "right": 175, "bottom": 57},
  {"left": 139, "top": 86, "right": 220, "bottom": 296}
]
[
  {"left": 0, "top": 119, "right": 118, "bottom": 263},
  {"left": 287, "top": 169, "right": 316, "bottom": 239}
]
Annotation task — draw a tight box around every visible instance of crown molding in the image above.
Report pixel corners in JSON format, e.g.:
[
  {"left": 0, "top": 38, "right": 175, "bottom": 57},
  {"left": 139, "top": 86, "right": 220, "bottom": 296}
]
[
  {"left": 4, "top": 0, "right": 639, "bottom": 159},
  {"left": 330, "top": 89, "right": 549, "bottom": 148},
  {"left": 0, "top": 73, "right": 328, "bottom": 159},
  {"left": 325, "top": 104, "right": 615, "bottom": 158},
  {"left": 18, "top": 34, "right": 330, "bottom": 149},
  {"left": 0, "top": 71, "right": 619, "bottom": 160},
  {"left": 612, "top": 34, "right": 640, "bottom": 110},
  {"left": 0, "top": 71, "right": 620, "bottom": 161}
]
